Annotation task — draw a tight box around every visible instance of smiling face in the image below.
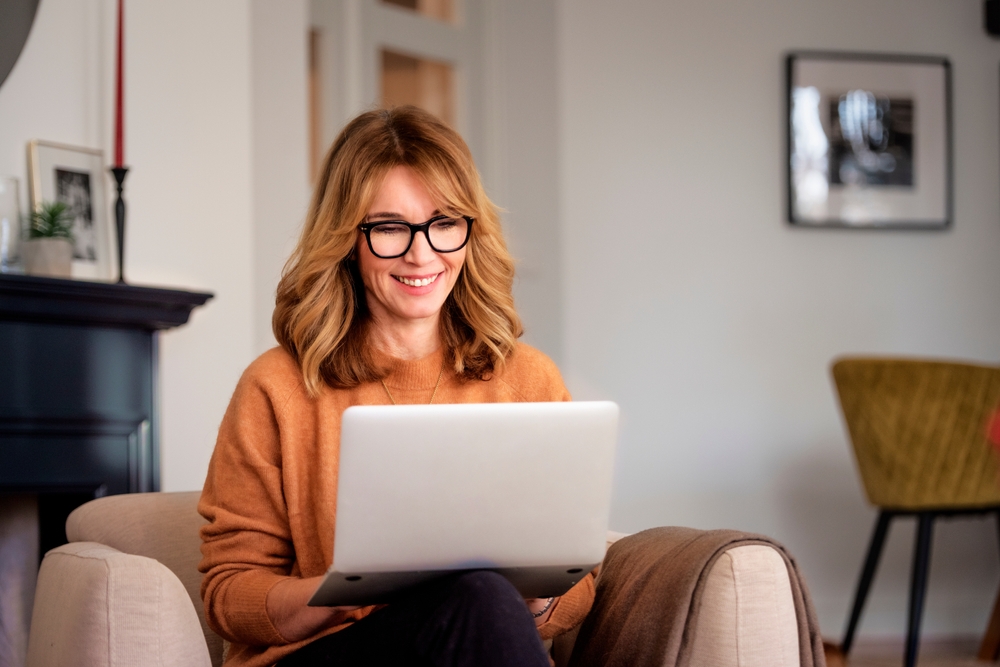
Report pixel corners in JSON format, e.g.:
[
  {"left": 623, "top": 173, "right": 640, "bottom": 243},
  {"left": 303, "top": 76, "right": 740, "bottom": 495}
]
[{"left": 356, "top": 165, "right": 467, "bottom": 340}]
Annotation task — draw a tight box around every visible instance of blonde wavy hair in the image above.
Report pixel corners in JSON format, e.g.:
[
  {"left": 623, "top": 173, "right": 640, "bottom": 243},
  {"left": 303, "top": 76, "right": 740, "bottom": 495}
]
[{"left": 273, "top": 106, "right": 522, "bottom": 396}]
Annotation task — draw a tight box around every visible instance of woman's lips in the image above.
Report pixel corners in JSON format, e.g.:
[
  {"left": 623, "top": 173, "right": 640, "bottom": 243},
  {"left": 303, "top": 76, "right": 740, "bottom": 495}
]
[{"left": 392, "top": 273, "right": 439, "bottom": 287}]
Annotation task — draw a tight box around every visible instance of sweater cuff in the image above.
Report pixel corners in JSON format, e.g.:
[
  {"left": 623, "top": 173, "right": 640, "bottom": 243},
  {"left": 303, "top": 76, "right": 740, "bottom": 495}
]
[
  {"left": 221, "top": 570, "right": 293, "bottom": 646},
  {"left": 536, "top": 574, "right": 595, "bottom": 641}
]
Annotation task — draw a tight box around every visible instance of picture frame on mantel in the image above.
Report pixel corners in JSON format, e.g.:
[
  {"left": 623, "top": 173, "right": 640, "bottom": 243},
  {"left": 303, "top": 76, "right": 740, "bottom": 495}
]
[
  {"left": 786, "top": 51, "right": 952, "bottom": 229},
  {"left": 27, "top": 140, "right": 117, "bottom": 281}
]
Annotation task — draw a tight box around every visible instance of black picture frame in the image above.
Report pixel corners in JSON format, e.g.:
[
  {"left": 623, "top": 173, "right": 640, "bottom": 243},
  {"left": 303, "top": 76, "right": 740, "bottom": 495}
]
[{"left": 786, "top": 51, "right": 952, "bottom": 229}]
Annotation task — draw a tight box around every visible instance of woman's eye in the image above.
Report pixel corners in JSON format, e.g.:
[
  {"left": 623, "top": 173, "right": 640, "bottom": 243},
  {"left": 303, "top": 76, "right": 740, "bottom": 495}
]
[
  {"left": 372, "top": 224, "right": 409, "bottom": 236},
  {"left": 431, "top": 219, "right": 457, "bottom": 230}
]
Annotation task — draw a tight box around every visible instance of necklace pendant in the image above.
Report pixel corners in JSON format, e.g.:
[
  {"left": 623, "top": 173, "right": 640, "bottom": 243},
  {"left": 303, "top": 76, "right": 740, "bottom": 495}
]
[{"left": 380, "top": 365, "right": 444, "bottom": 406}]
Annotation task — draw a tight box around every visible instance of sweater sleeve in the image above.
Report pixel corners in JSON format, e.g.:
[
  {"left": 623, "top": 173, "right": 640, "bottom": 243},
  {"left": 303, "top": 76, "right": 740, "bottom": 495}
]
[{"left": 198, "top": 365, "right": 299, "bottom": 647}]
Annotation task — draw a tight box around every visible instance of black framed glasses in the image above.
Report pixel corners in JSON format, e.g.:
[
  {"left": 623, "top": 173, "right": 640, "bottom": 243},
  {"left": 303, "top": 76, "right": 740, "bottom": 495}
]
[{"left": 358, "top": 215, "right": 473, "bottom": 259}]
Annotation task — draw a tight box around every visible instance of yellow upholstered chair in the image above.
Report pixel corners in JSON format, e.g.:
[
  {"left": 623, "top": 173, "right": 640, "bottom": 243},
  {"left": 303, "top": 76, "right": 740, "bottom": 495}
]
[{"left": 831, "top": 357, "right": 1000, "bottom": 667}]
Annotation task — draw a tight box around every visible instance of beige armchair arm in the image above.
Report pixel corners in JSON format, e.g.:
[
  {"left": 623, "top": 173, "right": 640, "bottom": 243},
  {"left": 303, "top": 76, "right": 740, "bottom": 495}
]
[
  {"left": 27, "top": 542, "right": 212, "bottom": 667},
  {"left": 554, "top": 536, "right": 803, "bottom": 667}
]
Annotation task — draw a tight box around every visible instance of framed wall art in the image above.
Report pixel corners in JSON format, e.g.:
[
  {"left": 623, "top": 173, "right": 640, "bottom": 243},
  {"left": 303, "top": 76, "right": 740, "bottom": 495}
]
[
  {"left": 27, "top": 140, "right": 117, "bottom": 280},
  {"left": 786, "top": 52, "right": 952, "bottom": 229}
]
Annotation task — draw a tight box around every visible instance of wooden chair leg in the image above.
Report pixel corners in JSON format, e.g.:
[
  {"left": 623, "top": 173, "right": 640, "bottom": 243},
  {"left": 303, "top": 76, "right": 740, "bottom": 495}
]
[
  {"left": 978, "top": 588, "right": 1000, "bottom": 661},
  {"left": 977, "top": 512, "right": 1000, "bottom": 661},
  {"left": 904, "top": 513, "right": 934, "bottom": 667},
  {"left": 842, "top": 511, "right": 893, "bottom": 654}
]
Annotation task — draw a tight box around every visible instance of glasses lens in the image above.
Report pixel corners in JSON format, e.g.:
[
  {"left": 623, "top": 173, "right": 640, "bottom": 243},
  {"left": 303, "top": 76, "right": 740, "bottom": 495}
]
[
  {"left": 368, "top": 223, "right": 412, "bottom": 257},
  {"left": 427, "top": 217, "right": 469, "bottom": 252}
]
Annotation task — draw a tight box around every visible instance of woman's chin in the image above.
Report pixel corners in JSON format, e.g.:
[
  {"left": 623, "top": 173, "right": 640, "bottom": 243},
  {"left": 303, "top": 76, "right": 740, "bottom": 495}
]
[{"left": 379, "top": 299, "right": 448, "bottom": 324}]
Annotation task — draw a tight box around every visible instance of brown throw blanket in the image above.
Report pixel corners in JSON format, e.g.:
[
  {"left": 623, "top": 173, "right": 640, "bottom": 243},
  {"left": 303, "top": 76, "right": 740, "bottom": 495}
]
[{"left": 565, "top": 527, "right": 826, "bottom": 667}]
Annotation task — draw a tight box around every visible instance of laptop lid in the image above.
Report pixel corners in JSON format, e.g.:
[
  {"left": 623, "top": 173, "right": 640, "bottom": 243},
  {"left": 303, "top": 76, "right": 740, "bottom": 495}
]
[{"left": 309, "top": 401, "right": 618, "bottom": 606}]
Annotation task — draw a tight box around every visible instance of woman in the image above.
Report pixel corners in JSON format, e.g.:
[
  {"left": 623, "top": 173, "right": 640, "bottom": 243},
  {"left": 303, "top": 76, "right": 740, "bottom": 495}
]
[{"left": 198, "top": 106, "right": 595, "bottom": 667}]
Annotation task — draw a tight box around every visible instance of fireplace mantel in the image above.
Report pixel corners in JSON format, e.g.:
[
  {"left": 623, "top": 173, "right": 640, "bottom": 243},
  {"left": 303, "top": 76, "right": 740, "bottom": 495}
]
[
  {"left": 0, "top": 273, "right": 211, "bottom": 329},
  {"left": 0, "top": 274, "right": 212, "bottom": 552}
]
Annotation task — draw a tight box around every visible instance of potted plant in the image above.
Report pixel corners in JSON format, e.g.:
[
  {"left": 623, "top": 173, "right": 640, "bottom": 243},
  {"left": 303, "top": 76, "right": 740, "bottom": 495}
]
[{"left": 22, "top": 201, "right": 74, "bottom": 278}]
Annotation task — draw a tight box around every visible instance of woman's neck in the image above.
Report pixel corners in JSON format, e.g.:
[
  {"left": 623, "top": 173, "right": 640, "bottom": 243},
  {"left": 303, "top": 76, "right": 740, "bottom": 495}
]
[{"left": 369, "top": 314, "right": 441, "bottom": 360}]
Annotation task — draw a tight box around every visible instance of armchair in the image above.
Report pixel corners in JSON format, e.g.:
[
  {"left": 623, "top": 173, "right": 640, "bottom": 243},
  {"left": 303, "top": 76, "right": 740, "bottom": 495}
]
[{"left": 26, "top": 492, "right": 817, "bottom": 667}]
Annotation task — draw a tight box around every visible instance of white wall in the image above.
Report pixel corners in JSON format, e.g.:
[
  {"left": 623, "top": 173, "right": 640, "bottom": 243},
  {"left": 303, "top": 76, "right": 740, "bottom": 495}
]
[
  {"left": 485, "top": 0, "right": 562, "bottom": 360},
  {"left": 126, "top": 0, "right": 255, "bottom": 492},
  {"left": 251, "top": 0, "right": 311, "bottom": 357},
  {"left": 0, "top": 0, "right": 107, "bottom": 205},
  {"left": 558, "top": 0, "right": 1000, "bottom": 638}
]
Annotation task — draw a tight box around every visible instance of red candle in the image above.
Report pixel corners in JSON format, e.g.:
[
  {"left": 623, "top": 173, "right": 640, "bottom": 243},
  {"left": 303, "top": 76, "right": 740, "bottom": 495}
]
[{"left": 114, "top": 0, "right": 124, "bottom": 167}]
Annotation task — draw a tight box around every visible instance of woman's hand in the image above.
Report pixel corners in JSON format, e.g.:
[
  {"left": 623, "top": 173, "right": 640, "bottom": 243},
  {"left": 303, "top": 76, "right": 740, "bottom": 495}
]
[
  {"left": 525, "top": 597, "right": 556, "bottom": 626},
  {"left": 266, "top": 576, "right": 360, "bottom": 643}
]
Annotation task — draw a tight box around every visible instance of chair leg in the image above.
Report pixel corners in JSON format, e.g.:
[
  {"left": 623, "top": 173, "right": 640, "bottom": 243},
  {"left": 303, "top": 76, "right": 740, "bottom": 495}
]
[
  {"left": 842, "top": 511, "right": 893, "bottom": 654},
  {"left": 904, "top": 513, "right": 934, "bottom": 667},
  {"left": 995, "top": 510, "right": 1000, "bottom": 556},
  {"left": 977, "top": 511, "right": 1000, "bottom": 661},
  {"left": 978, "top": 587, "right": 1000, "bottom": 661}
]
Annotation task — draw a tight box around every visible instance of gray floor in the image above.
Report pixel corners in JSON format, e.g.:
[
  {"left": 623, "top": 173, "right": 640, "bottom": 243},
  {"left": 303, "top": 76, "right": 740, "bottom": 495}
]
[{"left": 828, "top": 638, "right": 986, "bottom": 667}]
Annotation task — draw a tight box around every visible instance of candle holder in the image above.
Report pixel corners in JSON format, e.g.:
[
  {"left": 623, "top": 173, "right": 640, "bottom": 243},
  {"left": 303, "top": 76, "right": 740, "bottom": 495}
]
[{"left": 110, "top": 166, "right": 128, "bottom": 284}]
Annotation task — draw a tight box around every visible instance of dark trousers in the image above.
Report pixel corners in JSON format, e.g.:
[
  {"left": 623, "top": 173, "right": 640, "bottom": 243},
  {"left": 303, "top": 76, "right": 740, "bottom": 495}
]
[{"left": 277, "top": 571, "right": 551, "bottom": 667}]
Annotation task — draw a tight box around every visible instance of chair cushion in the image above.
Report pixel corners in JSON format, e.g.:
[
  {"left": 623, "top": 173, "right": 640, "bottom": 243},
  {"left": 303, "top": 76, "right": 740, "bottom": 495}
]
[
  {"left": 687, "top": 544, "right": 799, "bottom": 667},
  {"left": 27, "top": 542, "right": 211, "bottom": 667}
]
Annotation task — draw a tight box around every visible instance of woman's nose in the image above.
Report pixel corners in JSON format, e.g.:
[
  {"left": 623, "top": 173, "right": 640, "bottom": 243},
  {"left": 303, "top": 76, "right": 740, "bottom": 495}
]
[{"left": 405, "top": 229, "right": 436, "bottom": 263}]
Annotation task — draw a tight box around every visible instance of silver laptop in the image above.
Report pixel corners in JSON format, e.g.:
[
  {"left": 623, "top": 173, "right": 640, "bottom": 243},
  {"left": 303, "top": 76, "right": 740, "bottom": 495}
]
[{"left": 309, "top": 401, "right": 618, "bottom": 607}]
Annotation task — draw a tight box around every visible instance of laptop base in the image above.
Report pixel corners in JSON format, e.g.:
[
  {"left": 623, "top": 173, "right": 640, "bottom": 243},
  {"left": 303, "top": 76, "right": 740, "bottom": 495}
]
[{"left": 308, "top": 562, "right": 599, "bottom": 607}]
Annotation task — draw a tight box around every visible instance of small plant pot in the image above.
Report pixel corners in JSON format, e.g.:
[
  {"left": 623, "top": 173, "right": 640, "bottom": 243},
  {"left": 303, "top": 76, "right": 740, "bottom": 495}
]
[{"left": 22, "top": 238, "right": 73, "bottom": 278}]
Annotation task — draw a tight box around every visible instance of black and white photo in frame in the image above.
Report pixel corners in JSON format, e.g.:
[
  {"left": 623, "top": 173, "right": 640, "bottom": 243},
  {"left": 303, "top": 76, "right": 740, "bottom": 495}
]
[
  {"left": 786, "top": 52, "right": 952, "bottom": 229},
  {"left": 28, "top": 140, "right": 116, "bottom": 280}
]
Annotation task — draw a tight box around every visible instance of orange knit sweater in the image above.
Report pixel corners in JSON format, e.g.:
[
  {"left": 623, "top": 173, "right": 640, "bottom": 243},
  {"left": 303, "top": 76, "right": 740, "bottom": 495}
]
[{"left": 198, "top": 343, "right": 596, "bottom": 667}]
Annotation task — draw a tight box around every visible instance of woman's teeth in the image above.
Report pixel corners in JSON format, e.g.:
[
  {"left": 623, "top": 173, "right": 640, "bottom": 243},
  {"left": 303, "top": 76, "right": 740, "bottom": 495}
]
[{"left": 395, "top": 274, "right": 438, "bottom": 287}]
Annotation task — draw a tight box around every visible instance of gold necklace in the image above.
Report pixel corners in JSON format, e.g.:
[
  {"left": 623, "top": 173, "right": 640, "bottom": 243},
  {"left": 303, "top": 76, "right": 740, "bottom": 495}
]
[{"left": 381, "top": 365, "right": 444, "bottom": 405}]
